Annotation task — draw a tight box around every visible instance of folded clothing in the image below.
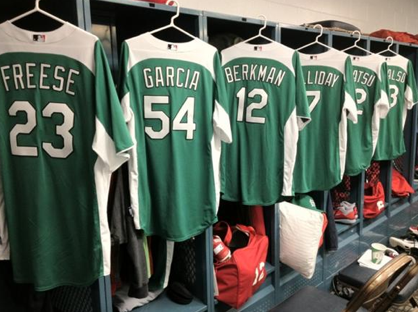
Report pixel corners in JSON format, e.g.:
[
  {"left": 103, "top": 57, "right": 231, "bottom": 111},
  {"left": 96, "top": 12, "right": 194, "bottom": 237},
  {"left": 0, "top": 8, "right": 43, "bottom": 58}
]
[
  {"left": 392, "top": 168, "right": 415, "bottom": 198},
  {"left": 370, "top": 29, "right": 418, "bottom": 44},
  {"left": 357, "top": 249, "right": 392, "bottom": 270}
]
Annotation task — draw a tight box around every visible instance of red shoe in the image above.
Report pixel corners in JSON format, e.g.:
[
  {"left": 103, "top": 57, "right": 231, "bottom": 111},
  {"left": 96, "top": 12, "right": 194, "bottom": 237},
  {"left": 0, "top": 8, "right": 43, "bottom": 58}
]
[
  {"left": 409, "top": 225, "right": 418, "bottom": 236},
  {"left": 213, "top": 235, "right": 231, "bottom": 263},
  {"left": 334, "top": 201, "right": 358, "bottom": 224}
]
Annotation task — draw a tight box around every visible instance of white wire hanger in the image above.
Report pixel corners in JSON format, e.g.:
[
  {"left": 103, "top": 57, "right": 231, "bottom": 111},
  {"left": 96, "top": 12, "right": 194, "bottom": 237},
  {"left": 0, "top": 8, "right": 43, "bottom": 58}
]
[
  {"left": 243, "top": 15, "right": 274, "bottom": 44},
  {"left": 149, "top": 0, "right": 196, "bottom": 40},
  {"left": 9, "top": 0, "right": 66, "bottom": 25},
  {"left": 297, "top": 24, "right": 333, "bottom": 52},
  {"left": 342, "top": 30, "right": 373, "bottom": 55},
  {"left": 378, "top": 36, "right": 398, "bottom": 56}
]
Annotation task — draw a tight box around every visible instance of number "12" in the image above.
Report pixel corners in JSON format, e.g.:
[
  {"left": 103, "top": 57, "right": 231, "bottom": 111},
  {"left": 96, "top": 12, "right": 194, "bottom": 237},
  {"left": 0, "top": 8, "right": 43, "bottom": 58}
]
[{"left": 236, "top": 87, "right": 268, "bottom": 124}]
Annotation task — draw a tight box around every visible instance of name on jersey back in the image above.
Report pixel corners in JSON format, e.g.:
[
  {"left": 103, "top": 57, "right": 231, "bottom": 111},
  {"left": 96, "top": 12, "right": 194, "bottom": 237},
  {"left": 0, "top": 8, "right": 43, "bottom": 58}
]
[
  {"left": 223, "top": 64, "right": 286, "bottom": 86},
  {"left": 1, "top": 62, "right": 79, "bottom": 96}
]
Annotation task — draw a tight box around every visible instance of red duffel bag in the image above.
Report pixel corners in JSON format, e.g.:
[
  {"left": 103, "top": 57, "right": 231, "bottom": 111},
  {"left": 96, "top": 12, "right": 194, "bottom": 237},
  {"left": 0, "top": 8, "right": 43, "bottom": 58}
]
[
  {"left": 214, "top": 223, "right": 269, "bottom": 309},
  {"left": 364, "top": 180, "right": 385, "bottom": 219}
]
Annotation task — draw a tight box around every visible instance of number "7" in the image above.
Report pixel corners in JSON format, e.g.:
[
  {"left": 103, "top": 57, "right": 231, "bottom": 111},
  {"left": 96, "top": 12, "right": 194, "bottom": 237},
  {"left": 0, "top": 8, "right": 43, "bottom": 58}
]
[{"left": 306, "top": 90, "right": 320, "bottom": 113}]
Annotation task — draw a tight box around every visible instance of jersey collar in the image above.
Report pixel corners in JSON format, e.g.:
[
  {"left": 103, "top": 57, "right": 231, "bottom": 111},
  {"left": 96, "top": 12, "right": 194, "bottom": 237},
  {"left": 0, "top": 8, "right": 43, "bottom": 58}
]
[
  {"left": 0, "top": 21, "right": 75, "bottom": 44},
  {"left": 235, "top": 41, "right": 281, "bottom": 52},
  {"left": 298, "top": 48, "right": 339, "bottom": 60},
  {"left": 143, "top": 32, "right": 201, "bottom": 52}
]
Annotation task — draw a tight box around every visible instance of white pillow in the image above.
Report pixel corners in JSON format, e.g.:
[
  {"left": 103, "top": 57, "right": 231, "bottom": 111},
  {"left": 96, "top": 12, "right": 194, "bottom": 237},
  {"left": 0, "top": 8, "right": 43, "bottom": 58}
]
[{"left": 279, "top": 201, "right": 324, "bottom": 279}]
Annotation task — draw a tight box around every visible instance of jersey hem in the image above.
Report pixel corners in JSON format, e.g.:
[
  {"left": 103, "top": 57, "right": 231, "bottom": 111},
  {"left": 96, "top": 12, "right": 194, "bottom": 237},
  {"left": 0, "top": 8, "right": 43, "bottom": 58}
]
[
  {"left": 345, "top": 163, "right": 372, "bottom": 176},
  {"left": 294, "top": 179, "right": 343, "bottom": 193},
  {"left": 142, "top": 216, "right": 218, "bottom": 242},
  {"left": 13, "top": 274, "right": 104, "bottom": 292},
  {"left": 373, "top": 151, "right": 406, "bottom": 161},
  {"left": 345, "top": 169, "right": 364, "bottom": 176},
  {"left": 221, "top": 195, "right": 281, "bottom": 206},
  {"left": 118, "top": 144, "right": 134, "bottom": 155}
]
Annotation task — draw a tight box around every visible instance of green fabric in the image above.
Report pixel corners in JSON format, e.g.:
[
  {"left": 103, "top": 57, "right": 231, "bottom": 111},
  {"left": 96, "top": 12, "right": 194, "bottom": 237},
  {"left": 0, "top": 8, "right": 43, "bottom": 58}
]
[
  {"left": 294, "top": 57, "right": 355, "bottom": 192},
  {"left": 294, "top": 53, "right": 311, "bottom": 122},
  {"left": 0, "top": 45, "right": 130, "bottom": 290},
  {"left": 120, "top": 45, "right": 228, "bottom": 241},
  {"left": 345, "top": 61, "right": 388, "bottom": 176},
  {"left": 221, "top": 52, "right": 309, "bottom": 205},
  {"left": 374, "top": 60, "right": 418, "bottom": 160},
  {"left": 291, "top": 194, "right": 319, "bottom": 212},
  {"left": 95, "top": 41, "right": 133, "bottom": 154}
]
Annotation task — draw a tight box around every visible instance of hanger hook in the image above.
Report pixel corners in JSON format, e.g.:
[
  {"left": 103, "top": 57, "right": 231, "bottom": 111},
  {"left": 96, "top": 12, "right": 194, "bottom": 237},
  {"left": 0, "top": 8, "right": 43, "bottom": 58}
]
[
  {"left": 352, "top": 30, "right": 361, "bottom": 45},
  {"left": 385, "top": 36, "right": 394, "bottom": 49},
  {"left": 35, "top": 0, "right": 41, "bottom": 10},
  {"left": 313, "top": 24, "right": 323, "bottom": 42},
  {"left": 166, "top": 0, "right": 180, "bottom": 25},
  {"left": 257, "top": 14, "right": 267, "bottom": 36}
]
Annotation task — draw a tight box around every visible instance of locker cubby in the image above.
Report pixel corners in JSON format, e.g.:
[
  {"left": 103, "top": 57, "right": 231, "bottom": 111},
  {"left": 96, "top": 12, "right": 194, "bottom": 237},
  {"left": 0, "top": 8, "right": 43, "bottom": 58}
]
[
  {"left": 399, "top": 44, "right": 418, "bottom": 64},
  {"left": 277, "top": 191, "right": 325, "bottom": 291},
  {"left": 414, "top": 132, "right": 418, "bottom": 195},
  {"left": 369, "top": 38, "right": 397, "bottom": 54},
  {"left": 90, "top": 0, "right": 200, "bottom": 41},
  {"left": 1, "top": 1, "right": 418, "bottom": 311},
  {"left": 332, "top": 174, "right": 362, "bottom": 236},
  {"left": 363, "top": 211, "right": 388, "bottom": 230},
  {"left": 120, "top": 234, "right": 209, "bottom": 312},
  {"left": 331, "top": 32, "right": 368, "bottom": 54},
  {"left": 399, "top": 44, "right": 418, "bottom": 191},
  {"left": 279, "top": 24, "right": 330, "bottom": 53},
  {"left": 392, "top": 155, "right": 411, "bottom": 208},
  {"left": 213, "top": 202, "right": 278, "bottom": 312},
  {"left": 374, "top": 160, "right": 392, "bottom": 203},
  {"left": 204, "top": 12, "right": 276, "bottom": 49},
  {"left": 403, "top": 109, "right": 416, "bottom": 188},
  {"left": 0, "top": 0, "right": 81, "bottom": 31},
  {"left": 0, "top": 3, "right": 100, "bottom": 312},
  {"left": 361, "top": 161, "right": 388, "bottom": 229},
  {"left": 398, "top": 47, "right": 418, "bottom": 193}
]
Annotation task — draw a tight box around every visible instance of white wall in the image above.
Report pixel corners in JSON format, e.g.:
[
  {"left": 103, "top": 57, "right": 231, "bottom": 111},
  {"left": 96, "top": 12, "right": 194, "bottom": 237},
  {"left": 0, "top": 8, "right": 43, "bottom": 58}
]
[{"left": 179, "top": 0, "right": 418, "bottom": 35}]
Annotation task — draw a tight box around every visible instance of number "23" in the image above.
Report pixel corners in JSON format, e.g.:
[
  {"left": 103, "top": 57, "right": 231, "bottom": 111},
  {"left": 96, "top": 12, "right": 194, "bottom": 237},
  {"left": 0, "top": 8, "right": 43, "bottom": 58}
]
[{"left": 9, "top": 100, "right": 74, "bottom": 158}]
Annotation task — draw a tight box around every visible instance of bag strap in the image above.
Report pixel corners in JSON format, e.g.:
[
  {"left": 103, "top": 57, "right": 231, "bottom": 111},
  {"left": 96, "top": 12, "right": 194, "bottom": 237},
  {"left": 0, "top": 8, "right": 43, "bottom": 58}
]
[
  {"left": 213, "top": 221, "right": 233, "bottom": 245},
  {"left": 376, "top": 181, "right": 384, "bottom": 196},
  {"left": 234, "top": 224, "right": 257, "bottom": 237},
  {"left": 365, "top": 181, "right": 384, "bottom": 200}
]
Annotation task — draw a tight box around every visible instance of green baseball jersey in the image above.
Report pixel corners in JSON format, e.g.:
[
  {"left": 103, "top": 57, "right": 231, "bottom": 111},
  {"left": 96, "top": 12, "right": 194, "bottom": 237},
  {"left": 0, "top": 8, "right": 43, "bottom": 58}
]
[
  {"left": 293, "top": 49, "right": 357, "bottom": 193},
  {"left": 291, "top": 194, "right": 318, "bottom": 212},
  {"left": 345, "top": 54, "right": 390, "bottom": 176},
  {"left": 220, "top": 42, "right": 310, "bottom": 205},
  {"left": 119, "top": 33, "right": 232, "bottom": 241},
  {"left": 373, "top": 55, "right": 418, "bottom": 160},
  {"left": 0, "top": 171, "right": 8, "bottom": 261},
  {"left": 0, "top": 21, "right": 133, "bottom": 290}
]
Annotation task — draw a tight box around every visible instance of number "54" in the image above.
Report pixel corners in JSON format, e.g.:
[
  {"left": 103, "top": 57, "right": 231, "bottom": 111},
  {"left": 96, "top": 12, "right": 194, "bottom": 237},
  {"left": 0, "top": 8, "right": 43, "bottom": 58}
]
[{"left": 144, "top": 95, "right": 196, "bottom": 140}]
